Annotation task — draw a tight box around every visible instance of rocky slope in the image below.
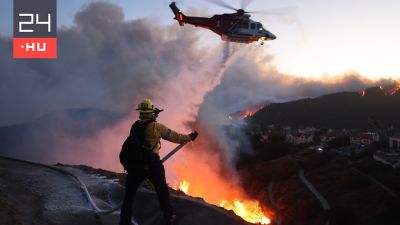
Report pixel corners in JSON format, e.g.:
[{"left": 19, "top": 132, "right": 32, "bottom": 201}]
[{"left": 0, "top": 156, "right": 250, "bottom": 225}]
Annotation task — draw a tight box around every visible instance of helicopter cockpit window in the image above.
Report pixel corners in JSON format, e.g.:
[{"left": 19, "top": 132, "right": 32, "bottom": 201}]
[
  {"left": 257, "top": 23, "right": 263, "bottom": 32},
  {"left": 250, "top": 23, "right": 256, "bottom": 30},
  {"left": 241, "top": 22, "right": 249, "bottom": 29}
]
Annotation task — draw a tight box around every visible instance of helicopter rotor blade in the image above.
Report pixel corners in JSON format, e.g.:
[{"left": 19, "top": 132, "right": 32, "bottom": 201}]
[
  {"left": 240, "top": 0, "right": 254, "bottom": 10},
  {"left": 249, "top": 6, "right": 298, "bottom": 16},
  {"left": 202, "top": 0, "right": 238, "bottom": 11},
  {"left": 165, "top": 0, "right": 184, "bottom": 5}
]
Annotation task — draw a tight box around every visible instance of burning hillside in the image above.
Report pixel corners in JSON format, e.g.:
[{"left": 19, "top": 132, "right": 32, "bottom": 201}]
[
  {"left": 379, "top": 83, "right": 400, "bottom": 96},
  {"left": 174, "top": 180, "right": 271, "bottom": 224},
  {"left": 168, "top": 143, "right": 272, "bottom": 224},
  {"left": 359, "top": 83, "right": 400, "bottom": 97},
  {"left": 250, "top": 85, "right": 400, "bottom": 129},
  {"left": 228, "top": 104, "right": 267, "bottom": 121}
]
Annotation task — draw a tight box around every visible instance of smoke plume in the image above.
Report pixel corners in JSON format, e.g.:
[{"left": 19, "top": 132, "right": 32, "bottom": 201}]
[
  {"left": 0, "top": 2, "right": 234, "bottom": 169},
  {"left": 0, "top": 2, "right": 215, "bottom": 126}
]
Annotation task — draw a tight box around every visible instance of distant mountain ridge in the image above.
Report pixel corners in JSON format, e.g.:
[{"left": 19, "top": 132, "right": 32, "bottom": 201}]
[
  {"left": 249, "top": 86, "right": 400, "bottom": 129},
  {"left": 0, "top": 108, "right": 120, "bottom": 162}
]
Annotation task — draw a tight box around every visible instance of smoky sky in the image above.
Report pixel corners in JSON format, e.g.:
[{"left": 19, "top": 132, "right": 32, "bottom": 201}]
[
  {"left": 200, "top": 56, "right": 389, "bottom": 124},
  {"left": 0, "top": 2, "right": 226, "bottom": 166},
  {"left": 196, "top": 50, "right": 395, "bottom": 163},
  {"left": 0, "top": 2, "right": 208, "bottom": 126}
]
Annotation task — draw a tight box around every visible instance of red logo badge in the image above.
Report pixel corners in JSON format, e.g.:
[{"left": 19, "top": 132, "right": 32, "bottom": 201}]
[{"left": 13, "top": 0, "right": 57, "bottom": 59}]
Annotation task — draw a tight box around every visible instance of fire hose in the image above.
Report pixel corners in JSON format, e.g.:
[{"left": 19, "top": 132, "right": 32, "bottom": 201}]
[{"left": 0, "top": 142, "right": 188, "bottom": 220}]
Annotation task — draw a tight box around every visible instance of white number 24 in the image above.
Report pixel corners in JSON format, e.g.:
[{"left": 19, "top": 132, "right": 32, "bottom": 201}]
[{"left": 19, "top": 13, "right": 51, "bottom": 33}]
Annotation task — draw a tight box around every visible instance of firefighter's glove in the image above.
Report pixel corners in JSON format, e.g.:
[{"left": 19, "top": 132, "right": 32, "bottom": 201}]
[{"left": 190, "top": 131, "right": 199, "bottom": 141}]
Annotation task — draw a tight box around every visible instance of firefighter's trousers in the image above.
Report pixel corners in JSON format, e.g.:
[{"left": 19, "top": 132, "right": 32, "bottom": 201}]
[{"left": 119, "top": 161, "right": 173, "bottom": 225}]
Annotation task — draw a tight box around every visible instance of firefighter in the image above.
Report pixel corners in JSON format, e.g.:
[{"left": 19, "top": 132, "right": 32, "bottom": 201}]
[{"left": 119, "top": 98, "right": 198, "bottom": 225}]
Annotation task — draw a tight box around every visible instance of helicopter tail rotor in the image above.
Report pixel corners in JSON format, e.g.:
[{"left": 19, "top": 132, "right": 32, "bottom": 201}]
[{"left": 170, "top": 2, "right": 185, "bottom": 26}]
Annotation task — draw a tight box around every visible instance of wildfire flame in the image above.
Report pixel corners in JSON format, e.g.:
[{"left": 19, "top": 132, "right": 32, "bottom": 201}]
[
  {"left": 228, "top": 105, "right": 266, "bottom": 121},
  {"left": 388, "top": 84, "right": 400, "bottom": 95},
  {"left": 378, "top": 84, "right": 400, "bottom": 96},
  {"left": 178, "top": 180, "right": 190, "bottom": 194},
  {"left": 238, "top": 110, "right": 258, "bottom": 120},
  {"left": 220, "top": 200, "right": 271, "bottom": 224},
  {"left": 359, "top": 84, "right": 400, "bottom": 97},
  {"left": 175, "top": 180, "right": 270, "bottom": 224}
]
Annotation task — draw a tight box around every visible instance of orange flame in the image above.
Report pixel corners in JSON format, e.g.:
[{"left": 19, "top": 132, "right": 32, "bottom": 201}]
[
  {"left": 388, "top": 84, "right": 400, "bottom": 95},
  {"left": 175, "top": 178, "right": 270, "bottom": 224},
  {"left": 359, "top": 90, "right": 365, "bottom": 97},
  {"left": 238, "top": 110, "right": 257, "bottom": 120},
  {"left": 167, "top": 122, "right": 272, "bottom": 225},
  {"left": 379, "top": 84, "right": 400, "bottom": 96},
  {"left": 229, "top": 105, "right": 266, "bottom": 121},
  {"left": 178, "top": 180, "right": 190, "bottom": 194},
  {"left": 220, "top": 200, "right": 271, "bottom": 224}
]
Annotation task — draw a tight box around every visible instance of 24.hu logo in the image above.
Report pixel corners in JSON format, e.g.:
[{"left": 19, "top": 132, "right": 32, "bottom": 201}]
[{"left": 13, "top": 0, "right": 57, "bottom": 59}]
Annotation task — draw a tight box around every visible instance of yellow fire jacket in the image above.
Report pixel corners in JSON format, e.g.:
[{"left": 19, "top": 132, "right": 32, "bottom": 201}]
[{"left": 136, "top": 118, "right": 192, "bottom": 155}]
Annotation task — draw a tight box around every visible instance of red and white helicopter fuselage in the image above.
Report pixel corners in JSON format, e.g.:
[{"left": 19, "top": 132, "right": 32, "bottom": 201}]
[{"left": 170, "top": 2, "right": 276, "bottom": 44}]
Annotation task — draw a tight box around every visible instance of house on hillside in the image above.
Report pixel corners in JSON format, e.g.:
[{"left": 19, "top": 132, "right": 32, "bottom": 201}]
[
  {"left": 334, "top": 147, "right": 353, "bottom": 156},
  {"left": 350, "top": 132, "right": 379, "bottom": 148},
  {"left": 299, "top": 127, "right": 318, "bottom": 134},
  {"left": 389, "top": 135, "right": 400, "bottom": 151},
  {"left": 282, "top": 126, "right": 292, "bottom": 134},
  {"left": 320, "top": 133, "right": 338, "bottom": 143},
  {"left": 259, "top": 133, "right": 269, "bottom": 143},
  {"left": 286, "top": 133, "right": 314, "bottom": 145}
]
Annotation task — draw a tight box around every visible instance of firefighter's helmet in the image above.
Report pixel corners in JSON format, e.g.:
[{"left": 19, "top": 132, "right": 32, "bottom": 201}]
[{"left": 136, "top": 98, "right": 155, "bottom": 112}]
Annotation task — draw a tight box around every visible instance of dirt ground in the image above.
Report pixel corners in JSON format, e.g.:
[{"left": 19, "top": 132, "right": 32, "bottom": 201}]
[{"left": 0, "top": 156, "right": 250, "bottom": 225}]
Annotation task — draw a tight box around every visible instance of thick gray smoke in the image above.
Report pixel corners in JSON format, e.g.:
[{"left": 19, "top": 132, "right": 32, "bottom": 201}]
[
  {"left": 0, "top": 2, "right": 208, "bottom": 126},
  {"left": 0, "top": 2, "right": 232, "bottom": 168}
]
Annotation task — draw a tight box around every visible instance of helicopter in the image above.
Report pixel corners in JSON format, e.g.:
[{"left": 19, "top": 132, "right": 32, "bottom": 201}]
[{"left": 169, "top": 0, "right": 279, "bottom": 45}]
